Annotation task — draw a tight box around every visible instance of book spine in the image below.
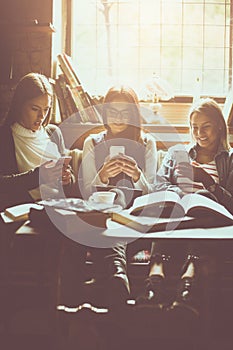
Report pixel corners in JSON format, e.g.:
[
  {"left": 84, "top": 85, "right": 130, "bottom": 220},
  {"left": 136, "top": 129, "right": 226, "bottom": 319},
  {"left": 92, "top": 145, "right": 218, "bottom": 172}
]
[
  {"left": 66, "top": 85, "right": 82, "bottom": 122},
  {"left": 57, "top": 74, "right": 76, "bottom": 118},
  {"left": 54, "top": 79, "right": 68, "bottom": 121},
  {"left": 57, "top": 54, "right": 78, "bottom": 88},
  {"left": 63, "top": 53, "right": 82, "bottom": 85},
  {"left": 75, "top": 85, "right": 91, "bottom": 108},
  {"left": 74, "top": 86, "right": 102, "bottom": 123},
  {"left": 70, "top": 87, "right": 89, "bottom": 123},
  {"left": 57, "top": 54, "right": 102, "bottom": 124}
]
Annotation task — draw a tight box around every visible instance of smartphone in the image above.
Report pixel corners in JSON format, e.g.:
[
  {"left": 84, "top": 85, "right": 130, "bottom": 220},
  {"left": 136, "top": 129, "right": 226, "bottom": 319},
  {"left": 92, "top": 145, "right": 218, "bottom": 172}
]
[
  {"left": 109, "top": 146, "right": 125, "bottom": 158},
  {"left": 56, "top": 156, "right": 72, "bottom": 166},
  {"left": 174, "top": 150, "right": 189, "bottom": 164}
]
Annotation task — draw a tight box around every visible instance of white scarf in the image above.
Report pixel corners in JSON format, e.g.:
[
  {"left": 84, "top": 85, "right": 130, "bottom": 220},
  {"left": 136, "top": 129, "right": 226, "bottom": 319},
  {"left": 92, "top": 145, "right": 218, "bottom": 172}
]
[{"left": 11, "top": 123, "right": 61, "bottom": 200}]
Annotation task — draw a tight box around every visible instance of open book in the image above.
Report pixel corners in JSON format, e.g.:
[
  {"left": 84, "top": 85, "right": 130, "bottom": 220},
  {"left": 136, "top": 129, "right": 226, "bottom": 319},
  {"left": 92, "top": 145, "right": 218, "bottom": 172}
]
[
  {"left": 111, "top": 191, "right": 233, "bottom": 233},
  {"left": 3, "top": 203, "right": 43, "bottom": 222}
]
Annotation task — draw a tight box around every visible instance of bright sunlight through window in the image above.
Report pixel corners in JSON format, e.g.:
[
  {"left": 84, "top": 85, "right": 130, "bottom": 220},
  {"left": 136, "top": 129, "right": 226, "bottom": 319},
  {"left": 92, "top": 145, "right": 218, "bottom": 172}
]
[{"left": 71, "top": 0, "right": 232, "bottom": 99}]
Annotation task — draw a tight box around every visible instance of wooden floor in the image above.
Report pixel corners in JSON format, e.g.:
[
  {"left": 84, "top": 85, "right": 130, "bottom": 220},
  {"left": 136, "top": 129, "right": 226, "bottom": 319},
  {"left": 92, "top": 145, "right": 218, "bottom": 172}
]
[
  {"left": 1, "top": 226, "right": 233, "bottom": 350},
  {"left": 1, "top": 263, "right": 233, "bottom": 350}
]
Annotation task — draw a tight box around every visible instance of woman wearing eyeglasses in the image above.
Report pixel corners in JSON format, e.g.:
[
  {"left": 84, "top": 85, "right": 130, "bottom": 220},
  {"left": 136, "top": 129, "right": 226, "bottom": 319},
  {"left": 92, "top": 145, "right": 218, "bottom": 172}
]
[
  {"left": 82, "top": 85, "right": 157, "bottom": 197},
  {"left": 80, "top": 85, "right": 157, "bottom": 307}
]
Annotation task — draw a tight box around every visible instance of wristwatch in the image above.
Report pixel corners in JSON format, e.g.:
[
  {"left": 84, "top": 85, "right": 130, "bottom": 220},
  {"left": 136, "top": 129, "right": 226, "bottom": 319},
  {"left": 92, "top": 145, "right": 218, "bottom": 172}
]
[{"left": 206, "top": 182, "right": 217, "bottom": 193}]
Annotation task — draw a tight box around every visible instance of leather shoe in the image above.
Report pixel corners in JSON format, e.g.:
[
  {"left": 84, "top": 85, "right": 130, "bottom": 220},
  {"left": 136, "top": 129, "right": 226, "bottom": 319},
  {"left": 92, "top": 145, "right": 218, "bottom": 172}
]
[
  {"left": 169, "top": 277, "right": 199, "bottom": 318},
  {"left": 136, "top": 274, "right": 165, "bottom": 306}
]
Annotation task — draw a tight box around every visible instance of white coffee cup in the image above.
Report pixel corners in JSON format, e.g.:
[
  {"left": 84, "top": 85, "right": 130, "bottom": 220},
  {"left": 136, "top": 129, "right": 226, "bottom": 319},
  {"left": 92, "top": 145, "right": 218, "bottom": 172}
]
[{"left": 89, "top": 191, "right": 116, "bottom": 205}]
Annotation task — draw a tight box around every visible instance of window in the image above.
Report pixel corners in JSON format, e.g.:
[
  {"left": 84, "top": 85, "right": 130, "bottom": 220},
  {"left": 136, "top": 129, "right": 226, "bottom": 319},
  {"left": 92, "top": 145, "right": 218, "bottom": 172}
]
[{"left": 69, "top": 0, "right": 232, "bottom": 98}]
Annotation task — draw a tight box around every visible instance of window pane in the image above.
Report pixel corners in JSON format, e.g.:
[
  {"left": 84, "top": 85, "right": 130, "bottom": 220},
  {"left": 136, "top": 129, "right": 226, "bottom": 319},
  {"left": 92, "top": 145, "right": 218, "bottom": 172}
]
[
  {"left": 205, "top": 26, "right": 226, "bottom": 48},
  {"left": 118, "top": 25, "right": 139, "bottom": 47},
  {"left": 118, "top": 3, "right": 139, "bottom": 25},
  {"left": 204, "top": 48, "right": 225, "bottom": 69},
  {"left": 205, "top": 4, "right": 226, "bottom": 25},
  {"left": 183, "top": 25, "right": 203, "bottom": 47},
  {"left": 71, "top": 0, "right": 232, "bottom": 96},
  {"left": 73, "top": 25, "right": 96, "bottom": 47},
  {"left": 183, "top": 4, "right": 204, "bottom": 25},
  {"left": 139, "top": 1, "right": 161, "bottom": 24},
  {"left": 203, "top": 69, "right": 225, "bottom": 94},
  {"left": 75, "top": 3, "right": 96, "bottom": 25},
  {"left": 183, "top": 48, "right": 203, "bottom": 69},
  {"left": 162, "top": 2, "right": 182, "bottom": 25},
  {"left": 162, "top": 25, "right": 182, "bottom": 46},
  {"left": 182, "top": 69, "right": 202, "bottom": 95},
  {"left": 161, "top": 47, "right": 182, "bottom": 69},
  {"left": 117, "top": 48, "right": 139, "bottom": 68},
  {"left": 140, "top": 48, "right": 161, "bottom": 68},
  {"left": 139, "top": 25, "right": 161, "bottom": 46},
  {"left": 162, "top": 68, "right": 182, "bottom": 93}
]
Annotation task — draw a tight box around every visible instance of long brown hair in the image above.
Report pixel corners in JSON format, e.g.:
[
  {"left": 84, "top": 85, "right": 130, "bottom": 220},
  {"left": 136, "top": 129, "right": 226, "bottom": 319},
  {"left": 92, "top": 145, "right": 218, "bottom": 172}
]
[
  {"left": 102, "top": 85, "right": 142, "bottom": 141},
  {"left": 4, "top": 73, "right": 53, "bottom": 127},
  {"left": 189, "top": 98, "right": 230, "bottom": 151}
]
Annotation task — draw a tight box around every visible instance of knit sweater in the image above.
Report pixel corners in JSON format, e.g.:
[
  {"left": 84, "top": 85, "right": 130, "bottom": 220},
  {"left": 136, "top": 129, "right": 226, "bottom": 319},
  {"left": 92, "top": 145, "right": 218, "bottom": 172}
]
[{"left": 0, "top": 124, "right": 68, "bottom": 210}]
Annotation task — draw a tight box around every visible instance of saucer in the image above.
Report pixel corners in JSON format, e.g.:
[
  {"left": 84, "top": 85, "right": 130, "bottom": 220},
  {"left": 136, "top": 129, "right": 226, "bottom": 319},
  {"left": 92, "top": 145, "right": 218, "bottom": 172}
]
[{"left": 86, "top": 201, "right": 123, "bottom": 213}]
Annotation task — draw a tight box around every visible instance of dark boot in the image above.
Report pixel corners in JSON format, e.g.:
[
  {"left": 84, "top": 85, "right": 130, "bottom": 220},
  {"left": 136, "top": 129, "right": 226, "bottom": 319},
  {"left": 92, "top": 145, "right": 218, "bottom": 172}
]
[
  {"left": 136, "top": 253, "right": 169, "bottom": 306},
  {"left": 169, "top": 254, "right": 200, "bottom": 318},
  {"left": 136, "top": 274, "right": 165, "bottom": 306}
]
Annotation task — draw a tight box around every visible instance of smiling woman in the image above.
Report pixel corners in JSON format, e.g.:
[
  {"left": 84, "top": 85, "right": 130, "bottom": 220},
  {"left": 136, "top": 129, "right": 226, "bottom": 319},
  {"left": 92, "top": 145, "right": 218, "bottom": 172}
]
[
  {"left": 136, "top": 98, "right": 233, "bottom": 317},
  {"left": 156, "top": 98, "right": 232, "bottom": 203}
]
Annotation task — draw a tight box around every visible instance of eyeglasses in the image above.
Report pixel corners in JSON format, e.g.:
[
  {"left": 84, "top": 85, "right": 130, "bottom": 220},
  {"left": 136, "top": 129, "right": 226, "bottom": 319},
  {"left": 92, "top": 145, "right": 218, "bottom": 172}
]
[{"left": 106, "top": 107, "right": 131, "bottom": 122}]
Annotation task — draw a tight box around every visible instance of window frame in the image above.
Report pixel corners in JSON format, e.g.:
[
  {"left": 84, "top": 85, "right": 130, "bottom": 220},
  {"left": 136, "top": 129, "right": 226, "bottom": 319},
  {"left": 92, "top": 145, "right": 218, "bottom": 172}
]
[{"left": 62, "top": 0, "right": 233, "bottom": 101}]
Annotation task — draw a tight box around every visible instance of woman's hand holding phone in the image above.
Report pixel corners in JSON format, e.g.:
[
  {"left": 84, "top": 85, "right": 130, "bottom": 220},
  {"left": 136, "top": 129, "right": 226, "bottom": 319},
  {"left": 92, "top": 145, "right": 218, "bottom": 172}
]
[
  {"left": 61, "top": 165, "right": 72, "bottom": 185},
  {"left": 99, "top": 157, "right": 123, "bottom": 184},
  {"left": 40, "top": 156, "right": 72, "bottom": 185},
  {"left": 117, "top": 154, "right": 141, "bottom": 182},
  {"left": 99, "top": 151, "right": 141, "bottom": 183},
  {"left": 174, "top": 150, "right": 194, "bottom": 183},
  {"left": 57, "top": 156, "right": 72, "bottom": 185},
  {"left": 176, "top": 161, "right": 213, "bottom": 187},
  {"left": 40, "top": 161, "right": 63, "bottom": 183}
]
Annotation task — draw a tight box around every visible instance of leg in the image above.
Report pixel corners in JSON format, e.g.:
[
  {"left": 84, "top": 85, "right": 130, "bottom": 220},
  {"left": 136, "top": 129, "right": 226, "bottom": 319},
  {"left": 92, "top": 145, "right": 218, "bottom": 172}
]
[
  {"left": 170, "top": 244, "right": 201, "bottom": 317},
  {"left": 149, "top": 253, "right": 165, "bottom": 278},
  {"left": 136, "top": 241, "right": 172, "bottom": 305},
  {"left": 58, "top": 239, "right": 87, "bottom": 307},
  {"left": 137, "top": 240, "right": 190, "bottom": 306},
  {"left": 91, "top": 244, "right": 130, "bottom": 308}
]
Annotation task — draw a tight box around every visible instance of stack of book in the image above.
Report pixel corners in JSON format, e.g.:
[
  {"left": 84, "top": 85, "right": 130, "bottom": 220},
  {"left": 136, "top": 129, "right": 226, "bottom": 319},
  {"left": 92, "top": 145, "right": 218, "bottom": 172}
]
[{"left": 56, "top": 53, "right": 102, "bottom": 123}]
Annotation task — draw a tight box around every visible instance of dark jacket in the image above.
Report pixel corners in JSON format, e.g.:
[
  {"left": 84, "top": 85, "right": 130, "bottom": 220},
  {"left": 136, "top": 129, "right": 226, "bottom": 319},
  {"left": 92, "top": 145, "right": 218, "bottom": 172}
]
[
  {"left": 0, "top": 124, "right": 69, "bottom": 211},
  {"left": 154, "top": 143, "right": 233, "bottom": 214}
]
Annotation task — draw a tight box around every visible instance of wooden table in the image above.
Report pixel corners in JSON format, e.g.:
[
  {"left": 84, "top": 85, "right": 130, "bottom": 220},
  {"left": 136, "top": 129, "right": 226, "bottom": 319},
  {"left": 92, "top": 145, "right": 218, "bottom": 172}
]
[{"left": 15, "top": 218, "right": 233, "bottom": 243}]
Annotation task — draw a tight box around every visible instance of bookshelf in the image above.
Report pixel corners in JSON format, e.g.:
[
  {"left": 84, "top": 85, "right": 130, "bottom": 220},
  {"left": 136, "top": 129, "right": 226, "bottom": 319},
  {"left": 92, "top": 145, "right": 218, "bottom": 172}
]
[{"left": 56, "top": 54, "right": 102, "bottom": 123}]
